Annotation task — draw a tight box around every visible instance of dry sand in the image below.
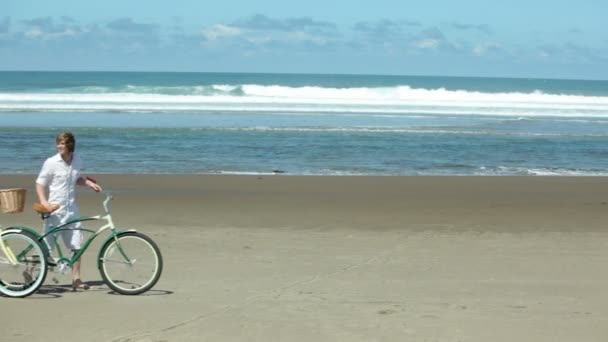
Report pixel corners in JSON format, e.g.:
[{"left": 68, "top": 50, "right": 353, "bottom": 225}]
[{"left": 1, "top": 175, "right": 607, "bottom": 342}]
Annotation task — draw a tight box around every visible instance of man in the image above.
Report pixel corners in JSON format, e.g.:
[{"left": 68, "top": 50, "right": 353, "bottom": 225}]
[{"left": 36, "top": 132, "right": 102, "bottom": 291}]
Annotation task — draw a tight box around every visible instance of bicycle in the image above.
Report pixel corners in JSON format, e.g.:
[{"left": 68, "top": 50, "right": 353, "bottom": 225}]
[{"left": 1, "top": 189, "right": 163, "bottom": 297}]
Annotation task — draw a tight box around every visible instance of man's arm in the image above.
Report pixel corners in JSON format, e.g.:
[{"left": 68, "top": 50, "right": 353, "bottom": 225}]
[
  {"left": 35, "top": 182, "right": 52, "bottom": 211},
  {"left": 77, "top": 176, "right": 102, "bottom": 192}
]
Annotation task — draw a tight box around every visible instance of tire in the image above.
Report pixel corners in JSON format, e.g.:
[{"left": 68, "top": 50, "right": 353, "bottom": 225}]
[
  {"left": 98, "top": 232, "right": 163, "bottom": 295},
  {"left": 0, "top": 231, "right": 48, "bottom": 298}
]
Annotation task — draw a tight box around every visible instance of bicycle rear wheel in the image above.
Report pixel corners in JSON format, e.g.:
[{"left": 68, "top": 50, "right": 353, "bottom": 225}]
[
  {"left": 0, "top": 231, "right": 48, "bottom": 298},
  {"left": 98, "top": 232, "right": 162, "bottom": 295}
]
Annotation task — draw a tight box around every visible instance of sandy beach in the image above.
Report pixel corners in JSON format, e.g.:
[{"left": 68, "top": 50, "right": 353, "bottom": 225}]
[{"left": 1, "top": 175, "right": 607, "bottom": 342}]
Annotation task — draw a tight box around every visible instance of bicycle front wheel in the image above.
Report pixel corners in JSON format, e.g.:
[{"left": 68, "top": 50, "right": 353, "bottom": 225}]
[
  {"left": 0, "top": 231, "right": 48, "bottom": 298},
  {"left": 98, "top": 232, "right": 163, "bottom": 295}
]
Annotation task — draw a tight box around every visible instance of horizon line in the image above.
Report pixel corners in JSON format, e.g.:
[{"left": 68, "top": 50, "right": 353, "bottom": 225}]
[{"left": 1, "top": 69, "right": 607, "bottom": 82}]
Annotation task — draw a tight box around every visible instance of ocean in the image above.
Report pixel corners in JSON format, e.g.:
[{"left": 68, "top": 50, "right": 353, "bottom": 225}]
[{"left": 1, "top": 71, "right": 607, "bottom": 175}]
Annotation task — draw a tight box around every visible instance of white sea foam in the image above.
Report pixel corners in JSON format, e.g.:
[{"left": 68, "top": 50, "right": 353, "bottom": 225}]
[
  {"left": 470, "top": 166, "right": 608, "bottom": 176},
  {"left": 1, "top": 84, "right": 608, "bottom": 117},
  {"left": 209, "top": 126, "right": 606, "bottom": 137}
]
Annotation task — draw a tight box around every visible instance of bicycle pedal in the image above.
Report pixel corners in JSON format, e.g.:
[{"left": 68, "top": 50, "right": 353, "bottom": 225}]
[{"left": 48, "top": 256, "right": 59, "bottom": 265}]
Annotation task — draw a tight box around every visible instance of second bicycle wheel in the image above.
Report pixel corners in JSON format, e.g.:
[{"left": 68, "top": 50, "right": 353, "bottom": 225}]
[
  {"left": 98, "top": 231, "right": 163, "bottom": 295},
  {"left": 0, "top": 231, "right": 48, "bottom": 298}
]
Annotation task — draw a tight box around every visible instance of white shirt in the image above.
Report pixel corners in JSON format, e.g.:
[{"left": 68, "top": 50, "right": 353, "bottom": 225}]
[{"left": 36, "top": 153, "right": 83, "bottom": 221}]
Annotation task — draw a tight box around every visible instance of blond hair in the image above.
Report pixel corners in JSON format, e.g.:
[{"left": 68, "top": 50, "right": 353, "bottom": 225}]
[{"left": 56, "top": 132, "right": 76, "bottom": 152}]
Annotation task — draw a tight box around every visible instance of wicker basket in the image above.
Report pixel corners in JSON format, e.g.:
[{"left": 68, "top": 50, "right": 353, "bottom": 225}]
[{"left": 0, "top": 188, "right": 27, "bottom": 214}]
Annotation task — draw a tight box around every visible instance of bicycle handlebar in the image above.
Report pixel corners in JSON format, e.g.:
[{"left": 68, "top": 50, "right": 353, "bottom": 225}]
[
  {"left": 101, "top": 190, "right": 113, "bottom": 214},
  {"left": 34, "top": 190, "right": 114, "bottom": 218}
]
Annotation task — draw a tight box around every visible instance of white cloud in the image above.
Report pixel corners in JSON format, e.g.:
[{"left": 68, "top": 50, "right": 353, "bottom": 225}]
[
  {"left": 199, "top": 17, "right": 336, "bottom": 50},
  {"left": 472, "top": 42, "right": 501, "bottom": 56},
  {"left": 245, "top": 34, "right": 272, "bottom": 45},
  {"left": 415, "top": 39, "right": 440, "bottom": 49},
  {"left": 24, "top": 26, "right": 79, "bottom": 40},
  {"left": 234, "top": 14, "right": 337, "bottom": 35},
  {"left": 24, "top": 27, "right": 43, "bottom": 39},
  {"left": 202, "top": 24, "right": 243, "bottom": 40},
  {"left": 287, "top": 31, "right": 328, "bottom": 45}
]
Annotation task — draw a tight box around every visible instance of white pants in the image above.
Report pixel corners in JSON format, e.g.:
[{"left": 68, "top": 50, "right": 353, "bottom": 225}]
[{"left": 43, "top": 212, "right": 83, "bottom": 251}]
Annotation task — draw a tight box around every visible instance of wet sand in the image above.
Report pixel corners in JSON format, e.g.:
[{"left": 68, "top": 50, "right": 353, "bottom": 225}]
[{"left": 1, "top": 175, "right": 607, "bottom": 342}]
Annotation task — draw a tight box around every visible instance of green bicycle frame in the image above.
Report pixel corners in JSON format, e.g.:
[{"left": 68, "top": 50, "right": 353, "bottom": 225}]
[
  {"left": 43, "top": 215, "right": 104, "bottom": 266},
  {"left": 9, "top": 193, "right": 136, "bottom": 270}
]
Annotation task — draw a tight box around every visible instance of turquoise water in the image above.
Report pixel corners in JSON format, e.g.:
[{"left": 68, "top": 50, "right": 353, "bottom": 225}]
[{"left": 1, "top": 71, "right": 608, "bottom": 175}]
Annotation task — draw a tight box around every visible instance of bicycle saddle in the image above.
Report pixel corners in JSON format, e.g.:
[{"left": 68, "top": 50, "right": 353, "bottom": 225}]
[{"left": 33, "top": 203, "right": 60, "bottom": 215}]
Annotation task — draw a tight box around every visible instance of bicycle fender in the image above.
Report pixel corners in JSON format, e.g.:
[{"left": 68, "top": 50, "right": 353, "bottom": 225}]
[
  {"left": 0, "top": 228, "right": 26, "bottom": 236},
  {"left": 2, "top": 226, "right": 43, "bottom": 239}
]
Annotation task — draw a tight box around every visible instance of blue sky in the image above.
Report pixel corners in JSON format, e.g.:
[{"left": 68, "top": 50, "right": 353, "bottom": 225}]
[{"left": 2, "top": 0, "right": 607, "bottom": 79}]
